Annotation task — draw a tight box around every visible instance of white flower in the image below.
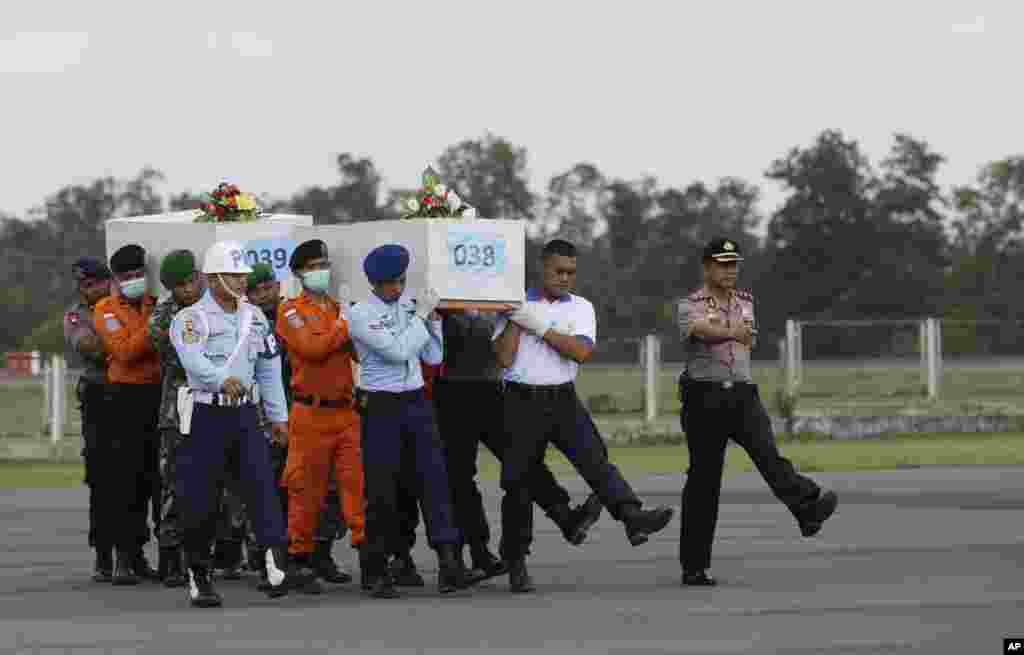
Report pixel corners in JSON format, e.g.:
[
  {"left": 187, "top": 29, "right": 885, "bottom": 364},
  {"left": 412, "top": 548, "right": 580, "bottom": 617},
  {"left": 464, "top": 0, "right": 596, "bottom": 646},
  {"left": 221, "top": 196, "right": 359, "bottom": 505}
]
[
  {"left": 405, "top": 197, "right": 420, "bottom": 213},
  {"left": 435, "top": 183, "right": 448, "bottom": 197},
  {"left": 447, "top": 191, "right": 462, "bottom": 211},
  {"left": 462, "top": 206, "right": 477, "bottom": 219}
]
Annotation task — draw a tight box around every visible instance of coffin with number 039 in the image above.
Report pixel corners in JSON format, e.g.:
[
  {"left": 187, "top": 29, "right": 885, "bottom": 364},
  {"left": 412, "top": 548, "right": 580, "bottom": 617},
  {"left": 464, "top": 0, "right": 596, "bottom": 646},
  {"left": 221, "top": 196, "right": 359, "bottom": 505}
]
[
  {"left": 104, "top": 211, "right": 314, "bottom": 298},
  {"left": 297, "top": 219, "right": 526, "bottom": 310}
]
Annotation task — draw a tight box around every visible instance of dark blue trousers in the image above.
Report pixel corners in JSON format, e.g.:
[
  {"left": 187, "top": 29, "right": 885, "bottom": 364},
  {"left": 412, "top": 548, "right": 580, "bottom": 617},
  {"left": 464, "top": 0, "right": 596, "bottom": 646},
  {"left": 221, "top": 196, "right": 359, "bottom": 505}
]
[
  {"left": 361, "top": 390, "right": 460, "bottom": 563},
  {"left": 175, "top": 404, "right": 286, "bottom": 561}
]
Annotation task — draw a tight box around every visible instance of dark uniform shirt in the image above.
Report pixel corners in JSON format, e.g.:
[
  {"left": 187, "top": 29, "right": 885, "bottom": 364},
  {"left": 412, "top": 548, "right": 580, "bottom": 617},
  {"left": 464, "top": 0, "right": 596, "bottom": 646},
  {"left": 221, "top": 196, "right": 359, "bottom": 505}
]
[
  {"left": 64, "top": 299, "right": 107, "bottom": 383},
  {"left": 440, "top": 310, "right": 501, "bottom": 381},
  {"left": 148, "top": 297, "right": 188, "bottom": 430},
  {"left": 676, "top": 288, "right": 756, "bottom": 383}
]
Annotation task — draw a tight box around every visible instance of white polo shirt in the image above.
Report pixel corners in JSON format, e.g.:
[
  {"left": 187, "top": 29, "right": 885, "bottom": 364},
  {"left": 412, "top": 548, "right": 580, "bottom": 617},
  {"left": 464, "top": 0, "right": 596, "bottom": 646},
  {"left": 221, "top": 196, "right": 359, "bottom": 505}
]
[{"left": 493, "top": 289, "right": 597, "bottom": 386}]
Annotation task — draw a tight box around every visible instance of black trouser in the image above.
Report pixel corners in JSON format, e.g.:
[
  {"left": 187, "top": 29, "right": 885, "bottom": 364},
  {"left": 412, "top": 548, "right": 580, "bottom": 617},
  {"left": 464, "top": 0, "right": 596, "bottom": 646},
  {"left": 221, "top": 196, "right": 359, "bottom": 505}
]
[
  {"left": 499, "top": 383, "right": 640, "bottom": 561},
  {"left": 91, "top": 383, "right": 161, "bottom": 553},
  {"left": 77, "top": 379, "right": 105, "bottom": 549},
  {"left": 679, "top": 380, "right": 821, "bottom": 572},
  {"left": 433, "top": 378, "right": 573, "bottom": 554}
]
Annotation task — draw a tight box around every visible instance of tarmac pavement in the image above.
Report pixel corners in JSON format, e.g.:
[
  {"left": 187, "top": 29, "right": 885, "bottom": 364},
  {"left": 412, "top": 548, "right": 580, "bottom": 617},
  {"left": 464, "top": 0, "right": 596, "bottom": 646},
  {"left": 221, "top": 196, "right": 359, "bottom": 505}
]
[{"left": 2, "top": 466, "right": 1022, "bottom": 654}]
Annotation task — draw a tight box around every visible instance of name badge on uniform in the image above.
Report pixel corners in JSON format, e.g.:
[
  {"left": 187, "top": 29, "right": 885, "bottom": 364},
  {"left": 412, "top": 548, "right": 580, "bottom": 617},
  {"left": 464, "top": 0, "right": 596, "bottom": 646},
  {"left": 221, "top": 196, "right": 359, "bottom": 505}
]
[
  {"left": 285, "top": 308, "right": 304, "bottom": 329},
  {"left": 260, "top": 333, "right": 280, "bottom": 358},
  {"left": 104, "top": 313, "right": 122, "bottom": 332}
]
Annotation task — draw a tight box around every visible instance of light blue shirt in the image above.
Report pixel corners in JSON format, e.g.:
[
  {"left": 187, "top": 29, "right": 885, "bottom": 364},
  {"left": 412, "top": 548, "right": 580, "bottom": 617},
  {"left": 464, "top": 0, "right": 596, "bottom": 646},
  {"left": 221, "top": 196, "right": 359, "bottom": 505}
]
[
  {"left": 348, "top": 292, "right": 443, "bottom": 392},
  {"left": 169, "top": 290, "right": 288, "bottom": 423}
]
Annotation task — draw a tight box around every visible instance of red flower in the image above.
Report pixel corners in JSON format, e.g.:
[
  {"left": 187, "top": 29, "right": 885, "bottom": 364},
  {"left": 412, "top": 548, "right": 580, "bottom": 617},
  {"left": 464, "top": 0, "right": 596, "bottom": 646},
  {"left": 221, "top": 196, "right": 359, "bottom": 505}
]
[
  {"left": 423, "top": 194, "right": 435, "bottom": 207},
  {"left": 214, "top": 204, "right": 226, "bottom": 217}
]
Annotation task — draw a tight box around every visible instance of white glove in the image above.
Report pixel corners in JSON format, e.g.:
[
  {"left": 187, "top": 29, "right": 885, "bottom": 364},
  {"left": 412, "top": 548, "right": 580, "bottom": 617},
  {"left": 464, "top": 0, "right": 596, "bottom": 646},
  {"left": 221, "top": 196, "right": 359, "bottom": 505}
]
[
  {"left": 414, "top": 287, "right": 441, "bottom": 320},
  {"left": 509, "top": 303, "right": 548, "bottom": 336},
  {"left": 336, "top": 283, "right": 352, "bottom": 320}
]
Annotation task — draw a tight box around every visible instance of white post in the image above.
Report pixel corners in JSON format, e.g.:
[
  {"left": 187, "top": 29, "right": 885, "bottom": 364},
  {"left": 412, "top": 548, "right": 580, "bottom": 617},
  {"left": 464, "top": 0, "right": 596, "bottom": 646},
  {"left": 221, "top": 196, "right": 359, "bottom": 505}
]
[
  {"left": 49, "top": 354, "right": 64, "bottom": 446},
  {"left": 785, "top": 319, "right": 800, "bottom": 395},
  {"left": 926, "top": 318, "right": 940, "bottom": 401},
  {"left": 919, "top": 319, "right": 928, "bottom": 393},
  {"left": 642, "top": 335, "right": 660, "bottom": 423},
  {"left": 31, "top": 350, "right": 41, "bottom": 376}
]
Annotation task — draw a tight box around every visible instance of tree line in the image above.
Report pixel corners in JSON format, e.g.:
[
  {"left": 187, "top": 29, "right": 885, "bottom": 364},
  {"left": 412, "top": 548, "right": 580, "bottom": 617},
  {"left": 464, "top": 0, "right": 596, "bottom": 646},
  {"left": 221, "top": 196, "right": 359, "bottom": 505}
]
[{"left": 2, "top": 130, "right": 1021, "bottom": 360}]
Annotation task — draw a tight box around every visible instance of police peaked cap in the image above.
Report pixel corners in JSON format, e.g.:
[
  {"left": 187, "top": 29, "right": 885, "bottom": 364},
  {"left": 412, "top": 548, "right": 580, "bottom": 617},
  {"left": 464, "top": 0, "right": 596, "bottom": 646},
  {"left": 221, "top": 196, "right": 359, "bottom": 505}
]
[
  {"left": 702, "top": 237, "right": 744, "bottom": 262},
  {"left": 159, "top": 250, "right": 197, "bottom": 290},
  {"left": 72, "top": 257, "right": 111, "bottom": 282},
  {"left": 247, "top": 262, "right": 276, "bottom": 290},
  {"left": 110, "top": 244, "right": 147, "bottom": 274},
  {"left": 363, "top": 244, "right": 409, "bottom": 283},
  {"left": 289, "top": 239, "right": 329, "bottom": 271}
]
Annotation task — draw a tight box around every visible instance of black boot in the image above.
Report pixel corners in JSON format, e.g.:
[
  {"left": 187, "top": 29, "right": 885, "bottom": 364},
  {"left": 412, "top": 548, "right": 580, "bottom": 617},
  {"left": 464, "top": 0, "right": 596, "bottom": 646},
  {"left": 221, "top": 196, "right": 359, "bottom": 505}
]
[
  {"left": 134, "top": 548, "right": 161, "bottom": 582},
  {"left": 291, "top": 553, "right": 324, "bottom": 595},
  {"left": 389, "top": 552, "right": 425, "bottom": 587},
  {"left": 263, "top": 546, "right": 314, "bottom": 598},
  {"left": 682, "top": 569, "right": 718, "bottom": 587},
  {"left": 436, "top": 544, "right": 471, "bottom": 594},
  {"left": 185, "top": 560, "right": 223, "bottom": 608},
  {"left": 112, "top": 549, "right": 139, "bottom": 586},
  {"left": 621, "top": 504, "right": 674, "bottom": 546},
  {"left": 313, "top": 541, "right": 352, "bottom": 584},
  {"left": 797, "top": 490, "right": 838, "bottom": 537},
  {"left": 358, "top": 546, "right": 375, "bottom": 591},
  {"left": 161, "top": 547, "right": 187, "bottom": 588},
  {"left": 364, "top": 551, "right": 400, "bottom": 598},
  {"left": 213, "top": 540, "right": 244, "bottom": 580},
  {"left": 92, "top": 547, "right": 113, "bottom": 583},
  {"left": 508, "top": 558, "right": 535, "bottom": 593},
  {"left": 468, "top": 545, "right": 509, "bottom": 583},
  {"left": 551, "top": 493, "right": 604, "bottom": 546}
]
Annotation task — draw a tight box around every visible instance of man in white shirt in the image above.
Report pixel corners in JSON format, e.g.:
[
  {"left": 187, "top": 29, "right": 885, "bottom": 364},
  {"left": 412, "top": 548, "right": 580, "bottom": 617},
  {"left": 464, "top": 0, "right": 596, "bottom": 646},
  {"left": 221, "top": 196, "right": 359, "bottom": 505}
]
[{"left": 493, "top": 239, "right": 674, "bottom": 592}]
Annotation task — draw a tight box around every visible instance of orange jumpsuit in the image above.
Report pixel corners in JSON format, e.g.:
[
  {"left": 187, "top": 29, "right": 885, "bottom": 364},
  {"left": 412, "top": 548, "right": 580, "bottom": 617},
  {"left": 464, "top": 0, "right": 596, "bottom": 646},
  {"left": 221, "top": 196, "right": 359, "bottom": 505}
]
[{"left": 276, "top": 292, "right": 365, "bottom": 554}]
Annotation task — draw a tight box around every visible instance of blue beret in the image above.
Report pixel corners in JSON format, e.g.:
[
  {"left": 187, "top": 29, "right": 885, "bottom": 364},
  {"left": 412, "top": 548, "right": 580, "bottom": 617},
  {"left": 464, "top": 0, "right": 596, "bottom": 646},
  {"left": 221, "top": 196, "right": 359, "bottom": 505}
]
[
  {"left": 363, "top": 244, "right": 410, "bottom": 283},
  {"left": 72, "top": 257, "right": 111, "bottom": 282}
]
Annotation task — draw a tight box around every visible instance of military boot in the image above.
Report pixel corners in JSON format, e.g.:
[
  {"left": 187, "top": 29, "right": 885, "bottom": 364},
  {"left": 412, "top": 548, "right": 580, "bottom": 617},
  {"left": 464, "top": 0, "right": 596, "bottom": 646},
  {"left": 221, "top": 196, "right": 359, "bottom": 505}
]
[
  {"left": 508, "top": 558, "right": 535, "bottom": 593},
  {"left": 550, "top": 493, "right": 604, "bottom": 546},
  {"left": 389, "top": 552, "right": 425, "bottom": 587},
  {"left": 290, "top": 553, "right": 324, "bottom": 595},
  {"left": 185, "top": 558, "right": 222, "bottom": 608},
  {"left": 621, "top": 504, "right": 674, "bottom": 546},
  {"left": 161, "top": 546, "right": 187, "bottom": 588},
  {"left": 436, "top": 544, "right": 471, "bottom": 594},
  {"left": 312, "top": 540, "right": 352, "bottom": 584},
  {"left": 112, "top": 549, "right": 139, "bottom": 586},
  {"left": 92, "top": 547, "right": 113, "bottom": 583},
  {"left": 797, "top": 489, "right": 838, "bottom": 537},
  {"left": 468, "top": 544, "right": 509, "bottom": 583}
]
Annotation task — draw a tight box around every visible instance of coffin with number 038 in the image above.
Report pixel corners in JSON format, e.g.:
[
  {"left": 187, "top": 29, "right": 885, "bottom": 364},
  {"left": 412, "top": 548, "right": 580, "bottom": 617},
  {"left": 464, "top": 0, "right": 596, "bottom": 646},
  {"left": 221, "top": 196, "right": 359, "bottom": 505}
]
[
  {"left": 297, "top": 219, "right": 526, "bottom": 310},
  {"left": 104, "top": 211, "right": 314, "bottom": 298}
]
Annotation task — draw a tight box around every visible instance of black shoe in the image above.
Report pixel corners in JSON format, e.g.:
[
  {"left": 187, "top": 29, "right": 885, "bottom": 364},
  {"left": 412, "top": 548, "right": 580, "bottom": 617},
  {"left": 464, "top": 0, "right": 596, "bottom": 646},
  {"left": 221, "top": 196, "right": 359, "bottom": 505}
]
[
  {"left": 246, "top": 545, "right": 264, "bottom": 573},
  {"left": 682, "top": 569, "right": 717, "bottom": 587},
  {"left": 92, "top": 548, "right": 113, "bottom": 583},
  {"left": 622, "top": 505, "right": 674, "bottom": 546},
  {"left": 508, "top": 559, "right": 535, "bottom": 593},
  {"left": 112, "top": 550, "right": 140, "bottom": 586},
  {"left": 437, "top": 544, "right": 472, "bottom": 594},
  {"left": 560, "top": 494, "right": 604, "bottom": 546},
  {"left": 313, "top": 541, "right": 352, "bottom": 584},
  {"left": 186, "top": 564, "right": 223, "bottom": 608},
  {"left": 359, "top": 548, "right": 376, "bottom": 591},
  {"left": 161, "top": 547, "right": 187, "bottom": 588},
  {"left": 389, "top": 553, "right": 425, "bottom": 587},
  {"left": 369, "top": 571, "right": 401, "bottom": 599},
  {"left": 263, "top": 546, "right": 305, "bottom": 599},
  {"left": 217, "top": 563, "right": 244, "bottom": 581},
  {"left": 468, "top": 548, "right": 509, "bottom": 583},
  {"left": 133, "top": 549, "right": 161, "bottom": 582},
  {"left": 798, "top": 490, "right": 838, "bottom": 537},
  {"left": 213, "top": 541, "right": 244, "bottom": 579},
  {"left": 290, "top": 554, "right": 323, "bottom": 595}
]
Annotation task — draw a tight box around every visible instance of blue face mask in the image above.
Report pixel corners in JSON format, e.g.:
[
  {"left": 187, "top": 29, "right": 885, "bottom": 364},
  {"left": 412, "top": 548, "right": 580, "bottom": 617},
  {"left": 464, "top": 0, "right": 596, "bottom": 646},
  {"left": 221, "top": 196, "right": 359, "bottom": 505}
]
[
  {"left": 120, "top": 277, "right": 147, "bottom": 300},
  {"left": 302, "top": 269, "right": 330, "bottom": 294}
]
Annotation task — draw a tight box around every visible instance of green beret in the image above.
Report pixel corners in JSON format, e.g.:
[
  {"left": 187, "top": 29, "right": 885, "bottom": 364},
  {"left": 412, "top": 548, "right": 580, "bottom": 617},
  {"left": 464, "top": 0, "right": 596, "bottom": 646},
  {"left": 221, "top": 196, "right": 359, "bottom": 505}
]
[
  {"left": 159, "top": 250, "right": 197, "bottom": 290},
  {"left": 247, "top": 262, "right": 276, "bottom": 290}
]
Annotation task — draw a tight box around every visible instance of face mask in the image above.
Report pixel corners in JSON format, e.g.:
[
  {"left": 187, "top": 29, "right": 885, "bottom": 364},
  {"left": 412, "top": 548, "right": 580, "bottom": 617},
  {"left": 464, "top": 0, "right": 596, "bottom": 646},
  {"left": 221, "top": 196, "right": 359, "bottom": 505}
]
[
  {"left": 302, "top": 269, "right": 330, "bottom": 294},
  {"left": 120, "top": 278, "right": 147, "bottom": 300}
]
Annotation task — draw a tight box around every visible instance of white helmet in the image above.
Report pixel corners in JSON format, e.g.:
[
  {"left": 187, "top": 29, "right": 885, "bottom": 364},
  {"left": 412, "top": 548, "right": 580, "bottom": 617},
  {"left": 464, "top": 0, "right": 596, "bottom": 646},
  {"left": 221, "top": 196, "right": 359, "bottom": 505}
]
[{"left": 203, "top": 240, "right": 253, "bottom": 275}]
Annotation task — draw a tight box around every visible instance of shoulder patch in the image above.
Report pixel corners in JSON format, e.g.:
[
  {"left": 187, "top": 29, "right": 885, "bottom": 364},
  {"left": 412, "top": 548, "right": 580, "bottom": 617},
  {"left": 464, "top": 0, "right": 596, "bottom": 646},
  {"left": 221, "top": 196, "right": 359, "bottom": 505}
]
[{"left": 284, "top": 307, "right": 305, "bottom": 329}]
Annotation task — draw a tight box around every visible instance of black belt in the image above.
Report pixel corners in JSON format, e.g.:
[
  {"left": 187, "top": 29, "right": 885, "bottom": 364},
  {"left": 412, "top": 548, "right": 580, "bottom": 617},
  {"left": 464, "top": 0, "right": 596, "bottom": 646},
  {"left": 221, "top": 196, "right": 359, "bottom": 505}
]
[
  {"left": 505, "top": 381, "right": 575, "bottom": 400},
  {"left": 687, "top": 380, "right": 754, "bottom": 391},
  {"left": 365, "top": 388, "right": 425, "bottom": 402},
  {"left": 293, "top": 394, "right": 353, "bottom": 409}
]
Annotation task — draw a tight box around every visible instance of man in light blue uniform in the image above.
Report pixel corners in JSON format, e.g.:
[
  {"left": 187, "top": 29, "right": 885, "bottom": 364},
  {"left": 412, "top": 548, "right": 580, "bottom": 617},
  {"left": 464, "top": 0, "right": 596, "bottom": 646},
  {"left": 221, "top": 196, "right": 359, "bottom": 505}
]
[
  {"left": 348, "top": 244, "right": 469, "bottom": 598},
  {"left": 169, "top": 241, "right": 309, "bottom": 608}
]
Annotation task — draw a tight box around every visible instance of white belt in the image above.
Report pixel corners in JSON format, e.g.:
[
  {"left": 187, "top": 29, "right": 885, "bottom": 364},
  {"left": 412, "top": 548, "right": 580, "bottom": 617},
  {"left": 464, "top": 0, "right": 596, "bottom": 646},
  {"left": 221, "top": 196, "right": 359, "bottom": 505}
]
[{"left": 191, "top": 387, "right": 261, "bottom": 407}]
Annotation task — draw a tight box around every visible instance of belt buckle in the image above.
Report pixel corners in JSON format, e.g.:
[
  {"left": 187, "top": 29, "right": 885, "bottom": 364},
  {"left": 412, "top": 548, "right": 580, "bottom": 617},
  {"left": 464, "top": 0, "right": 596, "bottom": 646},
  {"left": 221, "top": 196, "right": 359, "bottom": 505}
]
[{"left": 722, "top": 381, "right": 733, "bottom": 390}]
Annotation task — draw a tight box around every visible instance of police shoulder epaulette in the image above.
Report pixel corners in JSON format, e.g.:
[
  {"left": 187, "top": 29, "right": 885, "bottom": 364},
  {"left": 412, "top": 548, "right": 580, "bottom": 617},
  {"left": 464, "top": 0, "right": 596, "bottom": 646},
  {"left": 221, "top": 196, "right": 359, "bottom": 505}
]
[
  {"left": 686, "top": 289, "right": 707, "bottom": 301},
  {"left": 736, "top": 290, "right": 754, "bottom": 302}
]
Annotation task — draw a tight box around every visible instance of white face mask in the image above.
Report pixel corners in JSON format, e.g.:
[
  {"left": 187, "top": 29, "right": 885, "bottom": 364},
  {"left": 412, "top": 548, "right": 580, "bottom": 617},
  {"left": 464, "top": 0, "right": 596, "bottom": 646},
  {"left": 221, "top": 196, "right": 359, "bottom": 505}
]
[
  {"left": 120, "top": 278, "right": 147, "bottom": 300},
  {"left": 301, "top": 269, "right": 331, "bottom": 294}
]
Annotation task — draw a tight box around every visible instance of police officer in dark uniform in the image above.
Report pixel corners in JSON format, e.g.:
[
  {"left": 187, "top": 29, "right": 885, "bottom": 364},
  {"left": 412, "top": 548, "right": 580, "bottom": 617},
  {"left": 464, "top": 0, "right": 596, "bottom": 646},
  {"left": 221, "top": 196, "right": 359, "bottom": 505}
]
[
  {"left": 493, "top": 239, "right": 675, "bottom": 592},
  {"left": 63, "top": 257, "right": 112, "bottom": 581},
  {"left": 676, "top": 237, "right": 838, "bottom": 586}
]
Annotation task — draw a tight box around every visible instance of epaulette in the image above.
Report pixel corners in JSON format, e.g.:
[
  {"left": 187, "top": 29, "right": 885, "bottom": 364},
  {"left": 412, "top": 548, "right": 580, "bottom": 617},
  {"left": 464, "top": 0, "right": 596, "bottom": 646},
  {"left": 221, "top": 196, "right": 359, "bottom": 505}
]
[
  {"left": 736, "top": 289, "right": 754, "bottom": 302},
  {"left": 686, "top": 289, "right": 707, "bottom": 301}
]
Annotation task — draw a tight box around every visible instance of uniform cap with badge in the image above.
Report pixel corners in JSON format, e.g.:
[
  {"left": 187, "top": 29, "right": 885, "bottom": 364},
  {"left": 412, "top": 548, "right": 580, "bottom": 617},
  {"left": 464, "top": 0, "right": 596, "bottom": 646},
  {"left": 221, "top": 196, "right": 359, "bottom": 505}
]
[
  {"left": 363, "top": 244, "right": 410, "bottom": 283},
  {"left": 702, "top": 238, "right": 744, "bottom": 263}
]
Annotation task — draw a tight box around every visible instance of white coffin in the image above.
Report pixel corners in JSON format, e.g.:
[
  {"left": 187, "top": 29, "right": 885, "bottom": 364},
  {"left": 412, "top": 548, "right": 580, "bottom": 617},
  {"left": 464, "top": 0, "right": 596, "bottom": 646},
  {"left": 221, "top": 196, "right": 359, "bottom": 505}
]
[
  {"left": 105, "top": 211, "right": 313, "bottom": 297},
  {"left": 296, "top": 219, "right": 526, "bottom": 308}
]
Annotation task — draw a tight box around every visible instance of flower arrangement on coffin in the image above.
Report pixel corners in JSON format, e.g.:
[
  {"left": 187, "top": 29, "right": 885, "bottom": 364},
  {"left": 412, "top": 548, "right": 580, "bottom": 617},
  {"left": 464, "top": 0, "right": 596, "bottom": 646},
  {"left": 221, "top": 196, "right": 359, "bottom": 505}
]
[
  {"left": 401, "top": 166, "right": 478, "bottom": 219},
  {"left": 194, "top": 182, "right": 262, "bottom": 223}
]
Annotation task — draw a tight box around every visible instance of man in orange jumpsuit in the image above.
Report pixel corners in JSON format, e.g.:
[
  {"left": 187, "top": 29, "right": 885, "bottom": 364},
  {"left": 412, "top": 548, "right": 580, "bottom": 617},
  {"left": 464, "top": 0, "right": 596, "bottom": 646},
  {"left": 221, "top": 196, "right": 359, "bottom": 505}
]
[
  {"left": 92, "top": 243, "right": 163, "bottom": 585},
  {"left": 276, "top": 239, "right": 366, "bottom": 593}
]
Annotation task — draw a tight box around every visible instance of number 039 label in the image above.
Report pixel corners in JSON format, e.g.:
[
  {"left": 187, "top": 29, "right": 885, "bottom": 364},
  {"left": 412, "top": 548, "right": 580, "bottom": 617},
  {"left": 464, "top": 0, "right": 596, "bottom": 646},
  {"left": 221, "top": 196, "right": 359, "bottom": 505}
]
[{"left": 446, "top": 228, "right": 506, "bottom": 276}]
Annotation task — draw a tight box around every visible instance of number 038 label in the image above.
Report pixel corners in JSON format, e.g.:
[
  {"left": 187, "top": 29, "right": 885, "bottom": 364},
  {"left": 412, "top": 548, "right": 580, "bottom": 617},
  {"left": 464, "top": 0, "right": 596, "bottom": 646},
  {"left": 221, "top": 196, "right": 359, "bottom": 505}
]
[{"left": 446, "top": 228, "right": 506, "bottom": 276}]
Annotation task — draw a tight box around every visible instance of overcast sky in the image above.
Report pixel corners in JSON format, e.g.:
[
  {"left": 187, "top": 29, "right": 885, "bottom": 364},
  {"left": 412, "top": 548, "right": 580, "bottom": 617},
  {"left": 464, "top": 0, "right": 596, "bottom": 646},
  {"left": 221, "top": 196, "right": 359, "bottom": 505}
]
[{"left": 1, "top": 1, "right": 1017, "bottom": 229}]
